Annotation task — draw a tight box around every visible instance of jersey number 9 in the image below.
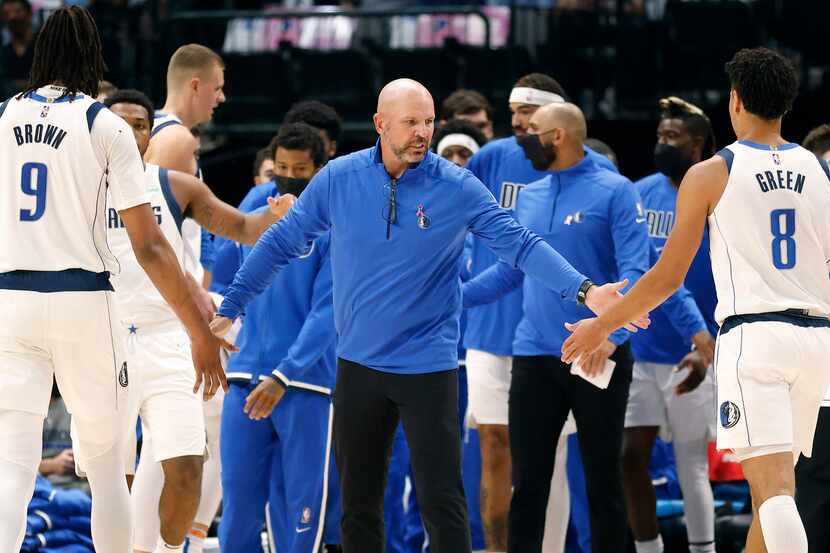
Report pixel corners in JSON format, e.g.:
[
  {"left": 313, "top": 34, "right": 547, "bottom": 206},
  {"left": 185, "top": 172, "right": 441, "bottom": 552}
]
[{"left": 19, "top": 162, "right": 48, "bottom": 222}]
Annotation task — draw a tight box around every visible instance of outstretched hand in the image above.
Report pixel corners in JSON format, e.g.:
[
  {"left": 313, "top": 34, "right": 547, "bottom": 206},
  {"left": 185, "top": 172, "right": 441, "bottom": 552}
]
[
  {"left": 561, "top": 318, "right": 610, "bottom": 364},
  {"left": 583, "top": 279, "right": 650, "bottom": 332},
  {"left": 268, "top": 194, "right": 296, "bottom": 219}
]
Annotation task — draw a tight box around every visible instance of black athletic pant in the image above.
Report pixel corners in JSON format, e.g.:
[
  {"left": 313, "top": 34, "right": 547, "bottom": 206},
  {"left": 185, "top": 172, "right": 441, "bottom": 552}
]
[
  {"left": 333, "top": 358, "right": 471, "bottom": 553},
  {"left": 508, "top": 346, "right": 633, "bottom": 553},
  {"left": 796, "top": 406, "right": 830, "bottom": 553}
]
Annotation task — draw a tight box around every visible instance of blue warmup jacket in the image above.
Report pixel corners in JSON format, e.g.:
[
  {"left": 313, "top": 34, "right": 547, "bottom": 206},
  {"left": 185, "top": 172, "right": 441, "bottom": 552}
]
[
  {"left": 463, "top": 155, "right": 649, "bottom": 356},
  {"left": 630, "top": 172, "right": 719, "bottom": 364},
  {"left": 464, "top": 137, "right": 617, "bottom": 355},
  {"left": 218, "top": 141, "right": 590, "bottom": 374},
  {"left": 225, "top": 185, "right": 337, "bottom": 392}
]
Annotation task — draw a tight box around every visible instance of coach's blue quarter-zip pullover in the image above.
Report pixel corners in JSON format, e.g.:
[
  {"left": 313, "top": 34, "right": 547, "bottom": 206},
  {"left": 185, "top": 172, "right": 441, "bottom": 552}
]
[
  {"left": 463, "top": 155, "right": 650, "bottom": 357},
  {"left": 218, "top": 142, "right": 590, "bottom": 375},
  {"left": 225, "top": 201, "right": 337, "bottom": 393},
  {"left": 630, "top": 172, "right": 718, "bottom": 364},
  {"left": 464, "top": 137, "right": 617, "bottom": 355}
]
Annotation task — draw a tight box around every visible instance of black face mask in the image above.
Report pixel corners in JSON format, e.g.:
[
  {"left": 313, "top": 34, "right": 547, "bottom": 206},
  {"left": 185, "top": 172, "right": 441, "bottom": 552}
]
[
  {"left": 518, "top": 133, "right": 557, "bottom": 171},
  {"left": 275, "top": 175, "right": 310, "bottom": 197},
  {"left": 654, "top": 143, "right": 694, "bottom": 182}
]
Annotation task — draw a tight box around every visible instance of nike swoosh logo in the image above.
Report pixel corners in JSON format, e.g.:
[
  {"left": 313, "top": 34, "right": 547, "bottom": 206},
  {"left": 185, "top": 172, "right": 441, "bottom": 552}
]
[
  {"left": 635, "top": 218, "right": 647, "bottom": 223},
  {"left": 296, "top": 527, "right": 311, "bottom": 533}
]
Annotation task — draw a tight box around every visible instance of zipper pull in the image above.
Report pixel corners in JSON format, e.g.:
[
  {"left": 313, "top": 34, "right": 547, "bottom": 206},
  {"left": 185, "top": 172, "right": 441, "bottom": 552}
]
[{"left": 386, "top": 178, "right": 397, "bottom": 240}]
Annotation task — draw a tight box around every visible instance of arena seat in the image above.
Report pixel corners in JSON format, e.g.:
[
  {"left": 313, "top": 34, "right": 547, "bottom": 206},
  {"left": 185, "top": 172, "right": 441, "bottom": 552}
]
[
  {"left": 213, "top": 53, "right": 287, "bottom": 126},
  {"left": 281, "top": 47, "right": 379, "bottom": 120}
]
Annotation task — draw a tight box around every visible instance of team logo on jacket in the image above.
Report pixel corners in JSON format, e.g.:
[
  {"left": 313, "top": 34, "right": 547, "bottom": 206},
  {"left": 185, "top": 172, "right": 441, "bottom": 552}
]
[
  {"left": 118, "top": 362, "right": 129, "bottom": 388},
  {"left": 416, "top": 204, "right": 431, "bottom": 229},
  {"left": 564, "top": 212, "right": 583, "bottom": 225},
  {"left": 301, "top": 507, "right": 312, "bottom": 524},
  {"left": 498, "top": 182, "right": 526, "bottom": 210},
  {"left": 719, "top": 401, "right": 740, "bottom": 429}
]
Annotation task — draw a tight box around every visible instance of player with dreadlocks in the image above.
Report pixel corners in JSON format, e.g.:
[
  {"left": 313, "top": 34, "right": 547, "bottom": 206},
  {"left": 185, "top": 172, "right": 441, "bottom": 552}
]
[{"left": 0, "top": 6, "right": 227, "bottom": 552}]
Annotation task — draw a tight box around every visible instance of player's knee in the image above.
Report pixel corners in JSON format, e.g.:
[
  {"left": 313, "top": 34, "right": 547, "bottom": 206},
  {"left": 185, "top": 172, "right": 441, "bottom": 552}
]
[
  {"left": 163, "top": 455, "right": 203, "bottom": 497},
  {"left": 479, "top": 425, "right": 510, "bottom": 466}
]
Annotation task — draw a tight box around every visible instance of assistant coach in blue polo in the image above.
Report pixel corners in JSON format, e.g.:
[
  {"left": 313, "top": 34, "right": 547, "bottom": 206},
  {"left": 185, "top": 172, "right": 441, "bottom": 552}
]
[{"left": 210, "top": 79, "right": 647, "bottom": 553}]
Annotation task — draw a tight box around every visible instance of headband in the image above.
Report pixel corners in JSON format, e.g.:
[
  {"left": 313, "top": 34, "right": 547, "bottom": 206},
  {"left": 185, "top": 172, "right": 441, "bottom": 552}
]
[
  {"left": 436, "top": 133, "right": 481, "bottom": 157},
  {"left": 508, "top": 87, "right": 565, "bottom": 106}
]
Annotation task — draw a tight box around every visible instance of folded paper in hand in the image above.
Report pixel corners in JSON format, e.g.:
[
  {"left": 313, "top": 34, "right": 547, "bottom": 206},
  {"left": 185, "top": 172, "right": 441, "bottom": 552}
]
[{"left": 570, "top": 358, "right": 616, "bottom": 389}]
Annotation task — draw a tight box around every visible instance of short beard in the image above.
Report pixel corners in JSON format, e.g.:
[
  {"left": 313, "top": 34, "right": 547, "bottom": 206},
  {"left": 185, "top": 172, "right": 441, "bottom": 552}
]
[{"left": 384, "top": 129, "right": 426, "bottom": 165}]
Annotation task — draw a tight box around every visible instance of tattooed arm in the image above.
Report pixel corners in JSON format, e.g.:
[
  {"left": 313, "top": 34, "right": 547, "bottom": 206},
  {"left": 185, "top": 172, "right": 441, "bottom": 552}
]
[{"left": 168, "top": 170, "right": 294, "bottom": 245}]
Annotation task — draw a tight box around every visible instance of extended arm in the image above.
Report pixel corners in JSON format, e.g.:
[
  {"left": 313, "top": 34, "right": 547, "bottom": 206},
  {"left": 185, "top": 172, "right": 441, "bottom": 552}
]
[
  {"left": 462, "top": 259, "right": 524, "bottom": 308},
  {"left": 214, "top": 166, "right": 333, "bottom": 326},
  {"left": 562, "top": 157, "right": 727, "bottom": 362},
  {"left": 171, "top": 170, "right": 292, "bottom": 245}
]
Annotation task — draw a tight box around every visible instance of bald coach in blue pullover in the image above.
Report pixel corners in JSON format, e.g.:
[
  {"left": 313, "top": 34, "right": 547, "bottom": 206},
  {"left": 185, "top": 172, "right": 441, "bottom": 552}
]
[
  {"left": 462, "top": 102, "right": 650, "bottom": 553},
  {"left": 463, "top": 74, "right": 617, "bottom": 552},
  {"left": 211, "top": 80, "right": 644, "bottom": 553}
]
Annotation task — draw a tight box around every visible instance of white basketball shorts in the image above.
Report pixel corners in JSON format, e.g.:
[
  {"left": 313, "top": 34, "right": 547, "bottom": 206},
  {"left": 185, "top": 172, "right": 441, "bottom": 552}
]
[
  {"left": 0, "top": 289, "right": 131, "bottom": 464},
  {"left": 625, "top": 361, "right": 716, "bottom": 443},
  {"left": 124, "top": 322, "right": 206, "bottom": 463},
  {"left": 465, "top": 349, "right": 512, "bottom": 425},
  {"left": 715, "top": 313, "right": 830, "bottom": 460}
]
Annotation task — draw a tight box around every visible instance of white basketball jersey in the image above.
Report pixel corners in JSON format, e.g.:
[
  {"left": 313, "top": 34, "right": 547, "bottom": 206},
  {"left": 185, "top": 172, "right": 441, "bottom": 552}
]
[
  {"left": 108, "top": 164, "right": 186, "bottom": 327},
  {"left": 0, "top": 86, "right": 148, "bottom": 275},
  {"left": 709, "top": 141, "right": 830, "bottom": 324},
  {"left": 151, "top": 112, "right": 206, "bottom": 282}
]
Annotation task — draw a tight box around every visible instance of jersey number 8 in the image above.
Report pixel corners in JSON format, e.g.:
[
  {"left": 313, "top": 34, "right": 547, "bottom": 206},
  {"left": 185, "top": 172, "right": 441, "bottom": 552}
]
[
  {"left": 19, "top": 162, "right": 48, "bottom": 222},
  {"left": 770, "top": 208, "right": 796, "bottom": 270}
]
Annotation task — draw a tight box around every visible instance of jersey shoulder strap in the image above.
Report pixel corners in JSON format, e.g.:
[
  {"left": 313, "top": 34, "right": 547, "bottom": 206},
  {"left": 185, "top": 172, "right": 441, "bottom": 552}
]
[
  {"left": 158, "top": 167, "right": 185, "bottom": 233},
  {"left": 0, "top": 97, "right": 9, "bottom": 122},
  {"left": 86, "top": 101, "right": 106, "bottom": 132}
]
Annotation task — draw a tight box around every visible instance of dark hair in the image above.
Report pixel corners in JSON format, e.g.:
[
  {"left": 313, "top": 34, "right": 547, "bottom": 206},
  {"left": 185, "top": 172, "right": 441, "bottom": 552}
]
[
  {"left": 803, "top": 124, "right": 830, "bottom": 157},
  {"left": 268, "top": 123, "right": 327, "bottom": 168},
  {"left": 253, "top": 147, "right": 273, "bottom": 178},
  {"left": 283, "top": 100, "right": 343, "bottom": 144},
  {"left": 2, "top": 0, "right": 32, "bottom": 12},
  {"left": 440, "top": 89, "right": 493, "bottom": 122},
  {"left": 584, "top": 138, "right": 618, "bottom": 167},
  {"left": 432, "top": 118, "right": 488, "bottom": 152},
  {"left": 23, "top": 6, "right": 106, "bottom": 99},
  {"left": 104, "top": 89, "right": 155, "bottom": 130},
  {"left": 724, "top": 48, "right": 799, "bottom": 120},
  {"left": 658, "top": 96, "right": 717, "bottom": 157},
  {"left": 514, "top": 73, "right": 568, "bottom": 100}
]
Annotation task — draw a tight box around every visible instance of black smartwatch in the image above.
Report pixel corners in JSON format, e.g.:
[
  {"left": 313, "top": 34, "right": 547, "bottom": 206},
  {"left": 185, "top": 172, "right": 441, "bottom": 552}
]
[{"left": 576, "top": 279, "right": 595, "bottom": 305}]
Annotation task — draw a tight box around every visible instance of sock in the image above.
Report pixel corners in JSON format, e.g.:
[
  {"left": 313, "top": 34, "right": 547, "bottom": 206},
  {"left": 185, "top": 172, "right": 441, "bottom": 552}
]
[
  {"left": 634, "top": 536, "right": 664, "bottom": 553},
  {"left": 758, "top": 495, "right": 807, "bottom": 553},
  {"left": 154, "top": 536, "right": 185, "bottom": 552},
  {"left": 674, "top": 439, "right": 715, "bottom": 547},
  {"left": 185, "top": 528, "right": 206, "bottom": 553}
]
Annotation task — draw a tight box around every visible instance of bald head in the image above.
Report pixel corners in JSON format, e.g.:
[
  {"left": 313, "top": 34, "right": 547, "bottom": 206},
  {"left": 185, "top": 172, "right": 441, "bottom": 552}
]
[
  {"left": 374, "top": 79, "right": 436, "bottom": 173},
  {"left": 377, "top": 79, "right": 434, "bottom": 114},
  {"left": 531, "top": 102, "right": 587, "bottom": 144}
]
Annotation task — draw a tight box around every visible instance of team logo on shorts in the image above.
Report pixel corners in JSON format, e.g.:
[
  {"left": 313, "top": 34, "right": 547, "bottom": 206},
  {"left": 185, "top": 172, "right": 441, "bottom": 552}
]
[
  {"left": 301, "top": 507, "right": 312, "bottom": 524},
  {"left": 118, "top": 362, "right": 129, "bottom": 388},
  {"left": 720, "top": 401, "right": 741, "bottom": 429}
]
